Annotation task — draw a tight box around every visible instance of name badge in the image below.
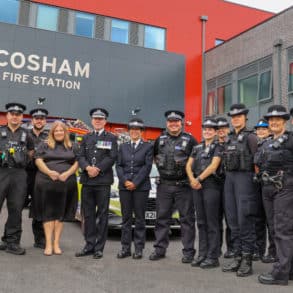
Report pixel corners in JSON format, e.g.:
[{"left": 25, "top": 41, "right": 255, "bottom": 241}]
[{"left": 96, "top": 140, "right": 112, "bottom": 150}]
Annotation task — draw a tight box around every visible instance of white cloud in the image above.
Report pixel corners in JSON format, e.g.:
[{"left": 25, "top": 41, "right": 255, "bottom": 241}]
[{"left": 225, "top": 0, "right": 293, "bottom": 13}]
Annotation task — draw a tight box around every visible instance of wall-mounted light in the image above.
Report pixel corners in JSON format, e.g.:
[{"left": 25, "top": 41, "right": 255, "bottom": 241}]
[
  {"left": 36, "top": 97, "right": 46, "bottom": 105},
  {"left": 131, "top": 107, "right": 141, "bottom": 116}
]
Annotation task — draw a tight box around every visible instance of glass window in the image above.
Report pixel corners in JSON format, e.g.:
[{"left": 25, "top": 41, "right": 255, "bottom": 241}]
[
  {"left": 215, "top": 39, "right": 224, "bottom": 46},
  {"left": 217, "top": 84, "right": 232, "bottom": 114},
  {"left": 238, "top": 75, "right": 258, "bottom": 108},
  {"left": 144, "top": 26, "right": 165, "bottom": 50},
  {"left": 111, "top": 19, "right": 129, "bottom": 44},
  {"left": 206, "top": 91, "right": 216, "bottom": 116},
  {"left": 36, "top": 4, "right": 59, "bottom": 31},
  {"left": 75, "top": 12, "right": 94, "bottom": 38},
  {"left": 259, "top": 70, "right": 271, "bottom": 100},
  {"left": 0, "top": 0, "right": 19, "bottom": 24},
  {"left": 288, "top": 63, "right": 293, "bottom": 92}
]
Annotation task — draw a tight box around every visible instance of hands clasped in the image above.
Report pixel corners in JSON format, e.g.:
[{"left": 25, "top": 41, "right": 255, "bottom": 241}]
[{"left": 48, "top": 170, "right": 70, "bottom": 182}]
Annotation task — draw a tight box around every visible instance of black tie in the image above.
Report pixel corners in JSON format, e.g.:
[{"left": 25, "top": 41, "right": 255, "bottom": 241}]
[{"left": 131, "top": 142, "right": 136, "bottom": 151}]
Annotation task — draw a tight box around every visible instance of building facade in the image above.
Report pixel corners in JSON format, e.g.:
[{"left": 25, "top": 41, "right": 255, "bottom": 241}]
[
  {"left": 0, "top": 0, "right": 272, "bottom": 138},
  {"left": 205, "top": 6, "right": 293, "bottom": 126}
]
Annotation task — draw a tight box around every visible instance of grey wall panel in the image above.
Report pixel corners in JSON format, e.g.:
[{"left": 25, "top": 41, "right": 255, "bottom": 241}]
[{"left": 0, "top": 22, "right": 185, "bottom": 128}]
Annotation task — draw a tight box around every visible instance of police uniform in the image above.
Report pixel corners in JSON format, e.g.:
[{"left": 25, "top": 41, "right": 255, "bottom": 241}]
[
  {"left": 216, "top": 117, "right": 233, "bottom": 258},
  {"left": 26, "top": 108, "right": 49, "bottom": 248},
  {"left": 222, "top": 104, "right": 258, "bottom": 277},
  {"left": 0, "top": 103, "right": 34, "bottom": 255},
  {"left": 257, "top": 106, "right": 293, "bottom": 285},
  {"left": 76, "top": 108, "right": 118, "bottom": 259},
  {"left": 190, "top": 118, "right": 223, "bottom": 268},
  {"left": 116, "top": 119, "right": 154, "bottom": 259},
  {"left": 253, "top": 119, "right": 275, "bottom": 262},
  {"left": 150, "top": 110, "right": 197, "bottom": 262}
]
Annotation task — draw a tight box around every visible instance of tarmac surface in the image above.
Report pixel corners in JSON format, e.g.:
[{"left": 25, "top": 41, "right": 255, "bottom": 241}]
[{"left": 0, "top": 208, "right": 292, "bottom": 293}]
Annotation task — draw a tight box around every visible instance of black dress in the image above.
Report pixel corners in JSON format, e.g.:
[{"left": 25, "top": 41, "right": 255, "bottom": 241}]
[{"left": 31, "top": 142, "right": 78, "bottom": 222}]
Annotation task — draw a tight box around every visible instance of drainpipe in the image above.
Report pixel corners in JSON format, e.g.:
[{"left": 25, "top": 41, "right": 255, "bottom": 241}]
[
  {"left": 273, "top": 39, "right": 283, "bottom": 105},
  {"left": 200, "top": 15, "right": 208, "bottom": 120}
]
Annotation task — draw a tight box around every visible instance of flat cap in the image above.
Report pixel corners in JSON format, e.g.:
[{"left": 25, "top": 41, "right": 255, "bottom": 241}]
[
  {"left": 164, "top": 110, "right": 184, "bottom": 121},
  {"left": 5, "top": 102, "right": 26, "bottom": 113},
  {"left": 30, "top": 108, "right": 49, "bottom": 117},
  {"left": 90, "top": 108, "right": 109, "bottom": 119}
]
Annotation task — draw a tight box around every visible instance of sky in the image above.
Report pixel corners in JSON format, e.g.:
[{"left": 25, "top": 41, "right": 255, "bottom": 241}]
[{"left": 226, "top": 0, "right": 293, "bottom": 13}]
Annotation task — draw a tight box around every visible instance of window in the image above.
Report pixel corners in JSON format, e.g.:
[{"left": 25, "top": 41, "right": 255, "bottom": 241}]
[
  {"left": 75, "top": 12, "right": 94, "bottom": 38},
  {"left": 111, "top": 19, "right": 129, "bottom": 44},
  {"left": 289, "top": 63, "right": 293, "bottom": 92},
  {"left": 259, "top": 70, "right": 271, "bottom": 100},
  {"left": 36, "top": 4, "right": 59, "bottom": 31},
  {"left": 238, "top": 75, "right": 258, "bottom": 108},
  {"left": 0, "top": 0, "right": 19, "bottom": 24},
  {"left": 206, "top": 91, "right": 216, "bottom": 116},
  {"left": 215, "top": 39, "right": 224, "bottom": 46},
  {"left": 217, "top": 84, "right": 232, "bottom": 114},
  {"left": 144, "top": 26, "right": 165, "bottom": 50}
]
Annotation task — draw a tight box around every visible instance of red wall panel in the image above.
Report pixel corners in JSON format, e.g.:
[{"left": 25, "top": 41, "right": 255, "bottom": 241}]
[{"left": 32, "top": 0, "right": 272, "bottom": 138}]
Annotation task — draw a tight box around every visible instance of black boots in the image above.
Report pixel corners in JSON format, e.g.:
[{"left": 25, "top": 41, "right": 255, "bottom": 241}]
[
  {"left": 236, "top": 253, "right": 253, "bottom": 277},
  {"left": 222, "top": 256, "right": 242, "bottom": 272}
]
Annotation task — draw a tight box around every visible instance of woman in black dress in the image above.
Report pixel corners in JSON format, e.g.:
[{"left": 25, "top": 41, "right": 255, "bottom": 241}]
[{"left": 32, "top": 121, "right": 78, "bottom": 256}]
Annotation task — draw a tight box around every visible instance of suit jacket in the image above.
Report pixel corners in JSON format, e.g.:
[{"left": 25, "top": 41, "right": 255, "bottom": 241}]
[
  {"left": 116, "top": 140, "right": 154, "bottom": 191},
  {"left": 78, "top": 130, "right": 118, "bottom": 186}
]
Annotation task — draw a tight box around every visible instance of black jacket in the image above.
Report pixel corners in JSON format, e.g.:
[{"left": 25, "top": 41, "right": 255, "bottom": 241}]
[
  {"left": 78, "top": 130, "right": 118, "bottom": 185},
  {"left": 116, "top": 140, "right": 153, "bottom": 191}
]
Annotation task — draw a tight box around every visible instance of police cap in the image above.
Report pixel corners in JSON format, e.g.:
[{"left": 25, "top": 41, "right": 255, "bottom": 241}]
[
  {"left": 202, "top": 117, "right": 218, "bottom": 129},
  {"left": 227, "top": 103, "right": 249, "bottom": 117},
  {"left": 254, "top": 118, "right": 268, "bottom": 129},
  {"left": 264, "top": 105, "right": 290, "bottom": 120},
  {"left": 128, "top": 118, "right": 144, "bottom": 130},
  {"left": 164, "top": 110, "right": 184, "bottom": 121},
  {"left": 5, "top": 102, "right": 26, "bottom": 113},
  {"left": 30, "top": 108, "right": 49, "bottom": 117},
  {"left": 216, "top": 117, "right": 229, "bottom": 128},
  {"left": 90, "top": 108, "right": 109, "bottom": 119}
]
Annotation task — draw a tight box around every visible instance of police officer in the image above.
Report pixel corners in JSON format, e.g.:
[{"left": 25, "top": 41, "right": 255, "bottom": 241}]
[
  {"left": 257, "top": 105, "right": 293, "bottom": 285},
  {"left": 149, "top": 110, "right": 197, "bottom": 263},
  {"left": 76, "top": 108, "right": 118, "bottom": 259},
  {"left": 0, "top": 103, "right": 34, "bottom": 255},
  {"left": 116, "top": 118, "right": 153, "bottom": 259},
  {"left": 26, "top": 108, "right": 49, "bottom": 249},
  {"left": 253, "top": 118, "right": 275, "bottom": 263},
  {"left": 186, "top": 118, "right": 223, "bottom": 268},
  {"left": 222, "top": 103, "right": 258, "bottom": 277},
  {"left": 216, "top": 117, "right": 233, "bottom": 259}
]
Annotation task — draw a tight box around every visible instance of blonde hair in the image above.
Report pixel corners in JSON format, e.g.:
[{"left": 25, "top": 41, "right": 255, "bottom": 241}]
[{"left": 47, "top": 121, "right": 72, "bottom": 149}]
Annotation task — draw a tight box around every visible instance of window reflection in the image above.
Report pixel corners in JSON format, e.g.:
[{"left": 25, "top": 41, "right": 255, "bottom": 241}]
[
  {"left": 144, "top": 26, "right": 165, "bottom": 50},
  {"left": 36, "top": 4, "right": 59, "bottom": 31},
  {"left": 0, "top": 0, "right": 19, "bottom": 24},
  {"left": 75, "top": 12, "right": 94, "bottom": 38},
  {"left": 111, "top": 19, "right": 129, "bottom": 44}
]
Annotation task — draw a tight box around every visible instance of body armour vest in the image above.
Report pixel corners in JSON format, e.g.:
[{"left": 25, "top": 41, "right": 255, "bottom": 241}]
[
  {"left": 257, "top": 132, "right": 293, "bottom": 175},
  {"left": 224, "top": 129, "right": 254, "bottom": 172},
  {"left": 156, "top": 132, "right": 191, "bottom": 180},
  {"left": 0, "top": 126, "right": 28, "bottom": 168},
  {"left": 191, "top": 141, "right": 217, "bottom": 176}
]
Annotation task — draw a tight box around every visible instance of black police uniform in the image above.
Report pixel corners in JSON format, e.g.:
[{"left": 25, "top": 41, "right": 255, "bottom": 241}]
[
  {"left": 152, "top": 130, "right": 197, "bottom": 259},
  {"left": 191, "top": 140, "right": 223, "bottom": 264},
  {"left": 256, "top": 131, "right": 293, "bottom": 282},
  {"left": 77, "top": 129, "right": 118, "bottom": 256},
  {"left": 253, "top": 135, "right": 275, "bottom": 262},
  {"left": 27, "top": 128, "right": 49, "bottom": 247},
  {"left": 0, "top": 125, "right": 34, "bottom": 249},
  {"left": 223, "top": 122, "right": 258, "bottom": 275},
  {"left": 116, "top": 139, "right": 153, "bottom": 256}
]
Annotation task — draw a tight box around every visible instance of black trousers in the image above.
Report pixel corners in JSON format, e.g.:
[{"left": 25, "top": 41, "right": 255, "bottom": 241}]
[
  {"left": 119, "top": 190, "right": 149, "bottom": 252},
  {"left": 81, "top": 185, "right": 110, "bottom": 252},
  {"left": 262, "top": 180, "right": 293, "bottom": 280},
  {"left": 0, "top": 168, "right": 26, "bottom": 244},
  {"left": 154, "top": 183, "right": 195, "bottom": 257},
  {"left": 219, "top": 184, "right": 233, "bottom": 253},
  {"left": 224, "top": 171, "right": 257, "bottom": 255},
  {"left": 193, "top": 187, "right": 221, "bottom": 259},
  {"left": 27, "top": 169, "right": 45, "bottom": 244},
  {"left": 254, "top": 184, "right": 267, "bottom": 256}
]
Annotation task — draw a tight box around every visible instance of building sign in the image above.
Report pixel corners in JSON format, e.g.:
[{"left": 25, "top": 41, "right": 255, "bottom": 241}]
[{"left": 0, "top": 49, "right": 90, "bottom": 91}]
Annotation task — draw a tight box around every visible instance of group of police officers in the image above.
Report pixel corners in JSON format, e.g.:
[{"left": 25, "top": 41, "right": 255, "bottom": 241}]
[{"left": 0, "top": 101, "right": 293, "bottom": 286}]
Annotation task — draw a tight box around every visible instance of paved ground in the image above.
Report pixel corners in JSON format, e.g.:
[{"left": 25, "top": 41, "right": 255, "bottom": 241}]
[{"left": 0, "top": 208, "right": 292, "bottom": 293}]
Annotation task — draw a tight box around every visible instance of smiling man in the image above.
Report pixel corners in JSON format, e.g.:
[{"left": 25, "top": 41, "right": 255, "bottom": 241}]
[{"left": 149, "top": 110, "right": 197, "bottom": 263}]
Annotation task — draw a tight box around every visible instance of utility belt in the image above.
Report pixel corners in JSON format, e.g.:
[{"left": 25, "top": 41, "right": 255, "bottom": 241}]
[
  {"left": 159, "top": 178, "right": 189, "bottom": 186},
  {"left": 261, "top": 171, "right": 284, "bottom": 191}
]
